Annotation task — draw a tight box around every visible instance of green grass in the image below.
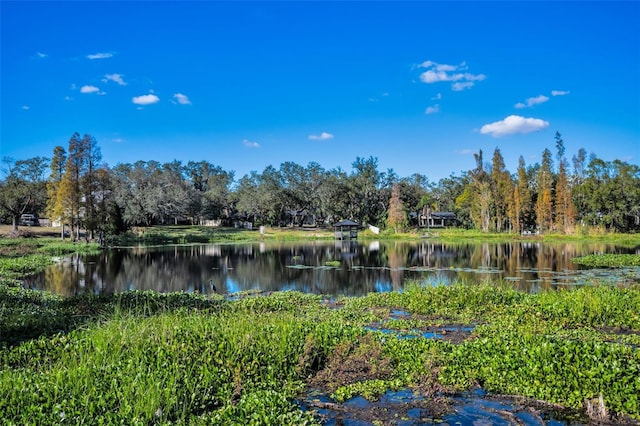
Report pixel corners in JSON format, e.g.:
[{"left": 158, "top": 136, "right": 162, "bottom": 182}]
[
  {"left": 1, "top": 282, "right": 639, "bottom": 424},
  {"left": 113, "top": 225, "right": 336, "bottom": 245}
]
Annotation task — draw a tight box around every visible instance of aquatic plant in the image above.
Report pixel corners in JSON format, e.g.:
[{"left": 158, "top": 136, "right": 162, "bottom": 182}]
[
  {"left": 1, "top": 277, "right": 639, "bottom": 423},
  {"left": 572, "top": 254, "right": 640, "bottom": 268}
]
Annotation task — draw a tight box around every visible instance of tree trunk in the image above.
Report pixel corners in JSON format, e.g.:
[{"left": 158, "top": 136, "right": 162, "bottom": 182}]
[{"left": 12, "top": 215, "right": 18, "bottom": 232}]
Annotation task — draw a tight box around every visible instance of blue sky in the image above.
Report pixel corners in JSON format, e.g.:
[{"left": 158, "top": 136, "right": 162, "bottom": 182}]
[{"left": 2, "top": 1, "right": 639, "bottom": 182}]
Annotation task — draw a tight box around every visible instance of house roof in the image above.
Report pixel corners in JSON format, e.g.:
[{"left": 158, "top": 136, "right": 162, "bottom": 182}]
[{"left": 333, "top": 219, "right": 359, "bottom": 227}]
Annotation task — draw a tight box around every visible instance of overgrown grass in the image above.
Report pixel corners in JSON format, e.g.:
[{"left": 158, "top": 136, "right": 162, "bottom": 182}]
[
  {"left": 572, "top": 254, "right": 640, "bottom": 268},
  {"left": 1, "top": 281, "right": 639, "bottom": 424}
]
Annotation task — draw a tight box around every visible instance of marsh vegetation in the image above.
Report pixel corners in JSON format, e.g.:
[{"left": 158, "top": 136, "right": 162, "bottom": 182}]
[{"left": 1, "top": 233, "right": 639, "bottom": 424}]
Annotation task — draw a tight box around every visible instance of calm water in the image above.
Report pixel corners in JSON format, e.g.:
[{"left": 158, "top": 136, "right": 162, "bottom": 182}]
[{"left": 25, "top": 241, "right": 640, "bottom": 297}]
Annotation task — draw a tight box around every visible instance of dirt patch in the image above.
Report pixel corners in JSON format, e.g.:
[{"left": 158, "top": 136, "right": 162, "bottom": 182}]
[
  {"left": 0, "top": 225, "right": 63, "bottom": 238},
  {"left": 309, "top": 334, "right": 394, "bottom": 393}
]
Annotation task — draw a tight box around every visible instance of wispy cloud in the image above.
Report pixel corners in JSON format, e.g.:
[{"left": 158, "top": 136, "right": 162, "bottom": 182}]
[
  {"left": 87, "top": 52, "right": 114, "bottom": 60},
  {"left": 368, "top": 92, "right": 389, "bottom": 102},
  {"left": 515, "top": 94, "right": 549, "bottom": 109},
  {"left": 452, "top": 82, "right": 475, "bottom": 92},
  {"left": 242, "top": 139, "right": 260, "bottom": 148},
  {"left": 21, "top": 105, "right": 30, "bottom": 110},
  {"left": 102, "top": 74, "right": 127, "bottom": 85},
  {"left": 425, "top": 105, "right": 440, "bottom": 115},
  {"left": 480, "top": 115, "right": 549, "bottom": 137},
  {"left": 551, "top": 90, "right": 570, "bottom": 96},
  {"left": 80, "top": 85, "right": 100, "bottom": 94},
  {"left": 431, "top": 93, "right": 442, "bottom": 100},
  {"left": 132, "top": 94, "right": 160, "bottom": 105},
  {"left": 455, "top": 149, "right": 475, "bottom": 155},
  {"left": 33, "top": 52, "right": 48, "bottom": 59},
  {"left": 112, "top": 138, "right": 125, "bottom": 144},
  {"left": 64, "top": 96, "right": 74, "bottom": 101},
  {"left": 308, "top": 132, "right": 334, "bottom": 141},
  {"left": 172, "top": 93, "right": 191, "bottom": 105},
  {"left": 418, "top": 60, "right": 486, "bottom": 91}
]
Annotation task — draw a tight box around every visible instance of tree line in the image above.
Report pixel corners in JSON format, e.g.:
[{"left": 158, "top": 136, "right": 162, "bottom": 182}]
[{"left": 1, "top": 131, "right": 639, "bottom": 238}]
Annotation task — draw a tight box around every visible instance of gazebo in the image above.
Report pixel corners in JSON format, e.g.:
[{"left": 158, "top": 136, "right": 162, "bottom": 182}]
[{"left": 334, "top": 219, "right": 359, "bottom": 240}]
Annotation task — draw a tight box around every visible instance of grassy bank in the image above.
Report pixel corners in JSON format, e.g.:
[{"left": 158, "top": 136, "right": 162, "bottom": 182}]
[
  {"left": 1, "top": 282, "right": 639, "bottom": 424},
  {"left": 95, "top": 224, "right": 640, "bottom": 246}
]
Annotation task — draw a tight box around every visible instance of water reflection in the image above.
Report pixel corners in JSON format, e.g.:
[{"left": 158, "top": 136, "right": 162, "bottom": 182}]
[{"left": 25, "top": 241, "right": 640, "bottom": 297}]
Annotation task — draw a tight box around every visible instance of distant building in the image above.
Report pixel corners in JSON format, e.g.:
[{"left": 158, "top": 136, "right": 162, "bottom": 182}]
[
  {"left": 333, "top": 219, "right": 359, "bottom": 239},
  {"left": 419, "top": 208, "right": 457, "bottom": 228}
]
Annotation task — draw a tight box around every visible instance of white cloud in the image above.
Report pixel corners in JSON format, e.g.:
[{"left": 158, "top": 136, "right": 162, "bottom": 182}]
[
  {"left": 452, "top": 82, "right": 475, "bottom": 91},
  {"left": 308, "top": 132, "right": 334, "bottom": 141},
  {"left": 112, "top": 138, "right": 125, "bottom": 143},
  {"left": 21, "top": 105, "right": 30, "bottom": 110},
  {"left": 102, "top": 74, "right": 127, "bottom": 85},
  {"left": 80, "top": 85, "right": 100, "bottom": 94},
  {"left": 87, "top": 52, "right": 113, "bottom": 60},
  {"left": 132, "top": 94, "right": 160, "bottom": 105},
  {"left": 35, "top": 52, "right": 48, "bottom": 59},
  {"left": 456, "top": 149, "right": 475, "bottom": 155},
  {"left": 242, "top": 139, "right": 260, "bottom": 148},
  {"left": 172, "top": 93, "right": 191, "bottom": 105},
  {"left": 419, "top": 60, "right": 485, "bottom": 91},
  {"left": 514, "top": 94, "right": 549, "bottom": 109},
  {"left": 480, "top": 115, "right": 549, "bottom": 138},
  {"left": 425, "top": 104, "right": 440, "bottom": 115},
  {"left": 431, "top": 93, "right": 442, "bottom": 100},
  {"left": 64, "top": 96, "right": 73, "bottom": 101},
  {"left": 551, "top": 90, "right": 570, "bottom": 96}
]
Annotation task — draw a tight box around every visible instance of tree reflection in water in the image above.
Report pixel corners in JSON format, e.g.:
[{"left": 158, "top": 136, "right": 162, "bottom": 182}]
[{"left": 25, "top": 241, "right": 640, "bottom": 296}]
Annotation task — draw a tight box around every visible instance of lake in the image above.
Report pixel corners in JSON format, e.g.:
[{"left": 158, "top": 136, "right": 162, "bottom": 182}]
[{"left": 25, "top": 240, "right": 640, "bottom": 297}]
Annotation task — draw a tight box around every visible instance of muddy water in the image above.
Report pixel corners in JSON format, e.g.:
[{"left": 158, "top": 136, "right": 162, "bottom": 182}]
[
  {"left": 25, "top": 240, "right": 640, "bottom": 296},
  {"left": 300, "top": 388, "right": 589, "bottom": 425}
]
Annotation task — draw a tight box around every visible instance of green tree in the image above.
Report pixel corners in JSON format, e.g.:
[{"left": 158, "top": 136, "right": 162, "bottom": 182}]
[
  {"left": 509, "top": 156, "right": 532, "bottom": 234},
  {"left": 490, "top": 147, "right": 513, "bottom": 232},
  {"left": 0, "top": 156, "right": 49, "bottom": 230},
  {"left": 348, "top": 157, "right": 386, "bottom": 226},
  {"left": 45, "top": 145, "right": 67, "bottom": 236},
  {"left": 553, "top": 132, "right": 575, "bottom": 233},
  {"left": 535, "top": 148, "right": 554, "bottom": 232},
  {"left": 575, "top": 157, "right": 640, "bottom": 232},
  {"left": 81, "top": 134, "right": 102, "bottom": 238},
  {"left": 459, "top": 150, "right": 492, "bottom": 232}
]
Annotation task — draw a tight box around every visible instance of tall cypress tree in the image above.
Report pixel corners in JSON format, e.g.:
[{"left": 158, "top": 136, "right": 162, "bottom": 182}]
[
  {"left": 554, "top": 132, "right": 575, "bottom": 233},
  {"left": 535, "top": 148, "right": 554, "bottom": 232},
  {"left": 490, "top": 148, "right": 513, "bottom": 232}
]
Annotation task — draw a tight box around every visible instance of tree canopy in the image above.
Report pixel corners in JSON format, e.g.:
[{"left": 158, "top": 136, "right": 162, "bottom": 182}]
[{"left": 2, "top": 132, "right": 639, "bottom": 236}]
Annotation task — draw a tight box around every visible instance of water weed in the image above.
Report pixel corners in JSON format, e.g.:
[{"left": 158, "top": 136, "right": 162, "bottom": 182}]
[
  {"left": 572, "top": 253, "right": 640, "bottom": 267},
  {"left": 1, "top": 281, "right": 639, "bottom": 423}
]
